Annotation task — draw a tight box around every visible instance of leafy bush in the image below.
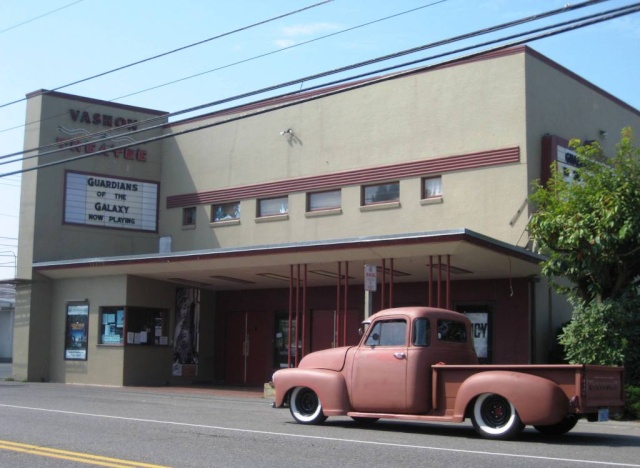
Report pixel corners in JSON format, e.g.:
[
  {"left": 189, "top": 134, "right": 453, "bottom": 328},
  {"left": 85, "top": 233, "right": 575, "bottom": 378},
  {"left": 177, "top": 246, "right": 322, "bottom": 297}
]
[
  {"left": 619, "top": 386, "right": 640, "bottom": 420},
  {"left": 559, "top": 299, "right": 628, "bottom": 366},
  {"left": 559, "top": 296, "right": 640, "bottom": 386}
]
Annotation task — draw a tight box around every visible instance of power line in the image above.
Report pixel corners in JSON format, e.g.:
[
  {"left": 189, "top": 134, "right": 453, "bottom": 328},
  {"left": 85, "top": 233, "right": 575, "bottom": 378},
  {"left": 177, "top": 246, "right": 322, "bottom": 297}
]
[
  {"left": 108, "top": 0, "right": 450, "bottom": 102},
  {"left": 0, "top": 0, "right": 448, "bottom": 142},
  {"left": 0, "top": 0, "right": 333, "bottom": 111},
  {"left": 0, "top": 0, "right": 85, "bottom": 34},
  {"left": 3, "top": 3, "right": 638, "bottom": 179},
  {"left": 0, "top": 0, "right": 611, "bottom": 166}
]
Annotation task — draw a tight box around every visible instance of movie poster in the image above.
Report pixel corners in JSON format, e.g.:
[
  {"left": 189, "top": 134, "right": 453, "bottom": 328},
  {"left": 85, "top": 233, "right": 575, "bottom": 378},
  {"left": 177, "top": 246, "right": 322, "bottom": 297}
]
[
  {"left": 65, "top": 302, "right": 89, "bottom": 360},
  {"left": 172, "top": 288, "right": 200, "bottom": 376}
]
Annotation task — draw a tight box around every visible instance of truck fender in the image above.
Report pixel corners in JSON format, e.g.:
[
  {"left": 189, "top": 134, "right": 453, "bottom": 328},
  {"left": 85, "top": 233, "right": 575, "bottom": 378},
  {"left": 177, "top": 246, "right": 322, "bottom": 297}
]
[
  {"left": 273, "top": 368, "right": 350, "bottom": 416},
  {"left": 453, "top": 371, "right": 569, "bottom": 426}
]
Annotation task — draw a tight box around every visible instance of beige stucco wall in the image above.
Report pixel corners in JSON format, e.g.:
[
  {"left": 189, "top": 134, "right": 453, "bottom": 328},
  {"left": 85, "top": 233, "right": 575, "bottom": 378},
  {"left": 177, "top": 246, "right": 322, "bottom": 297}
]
[
  {"left": 37, "top": 273, "right": 217, "bottom": 386},
  {"left": 159, "top": 52, "right": 530, "bottom": 253},
  {"left": 48, "top": 275, "right": 127, "bottom": 385},
  {"left": 524, "top": 52, "right": 640, "bottom": 186}
]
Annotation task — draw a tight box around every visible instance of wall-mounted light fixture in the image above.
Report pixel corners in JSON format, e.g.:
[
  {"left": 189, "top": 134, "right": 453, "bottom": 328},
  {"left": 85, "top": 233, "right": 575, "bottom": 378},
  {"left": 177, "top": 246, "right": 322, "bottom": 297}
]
[{"left": 600, "top": 130, "right": 608, "bottom": 140}]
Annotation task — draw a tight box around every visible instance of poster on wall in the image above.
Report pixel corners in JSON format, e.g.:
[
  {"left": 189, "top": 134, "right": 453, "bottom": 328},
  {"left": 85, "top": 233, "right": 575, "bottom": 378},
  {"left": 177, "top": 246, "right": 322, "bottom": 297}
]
[
  {"left": 172, "top": 288, "right": 200, "bottom": 376},
  {"left": 65, "top": 302, "right": 89, "bottom": 360},
  {"left": 463, "top": 311, "right": 489, "bottom": 360}
]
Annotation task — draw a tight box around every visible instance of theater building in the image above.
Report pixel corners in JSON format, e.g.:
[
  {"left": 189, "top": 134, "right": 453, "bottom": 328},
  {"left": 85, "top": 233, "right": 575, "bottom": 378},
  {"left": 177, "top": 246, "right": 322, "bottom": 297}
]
[{"left": 13, "top": 46, "right": 640, "bottom": 386}]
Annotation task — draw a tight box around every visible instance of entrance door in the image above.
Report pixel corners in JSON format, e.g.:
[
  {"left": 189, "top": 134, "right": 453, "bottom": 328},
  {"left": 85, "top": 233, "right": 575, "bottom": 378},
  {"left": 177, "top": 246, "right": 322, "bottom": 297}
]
[{"left": 225, "top": 311, "right": 269, "bottom": 385}]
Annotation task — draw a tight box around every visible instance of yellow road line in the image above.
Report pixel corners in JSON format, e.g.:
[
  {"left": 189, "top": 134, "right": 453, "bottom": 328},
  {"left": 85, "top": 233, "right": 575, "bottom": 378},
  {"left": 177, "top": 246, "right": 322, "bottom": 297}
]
[{"left": 0, "top": 440, "right": 171, "bottom": 468}]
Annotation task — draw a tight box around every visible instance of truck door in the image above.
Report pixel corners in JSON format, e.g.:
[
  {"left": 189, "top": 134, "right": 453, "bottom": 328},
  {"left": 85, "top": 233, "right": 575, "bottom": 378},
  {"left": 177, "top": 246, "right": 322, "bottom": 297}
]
[{"left": 350, "top": 317, "right": 408, "bottom": 413}]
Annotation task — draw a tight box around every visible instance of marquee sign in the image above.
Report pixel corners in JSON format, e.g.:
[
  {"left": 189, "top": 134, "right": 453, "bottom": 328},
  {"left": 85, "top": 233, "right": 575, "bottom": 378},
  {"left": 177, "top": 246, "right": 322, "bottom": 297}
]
[{"left": 64, "top": 171, "right": 158, "bottom": 232}]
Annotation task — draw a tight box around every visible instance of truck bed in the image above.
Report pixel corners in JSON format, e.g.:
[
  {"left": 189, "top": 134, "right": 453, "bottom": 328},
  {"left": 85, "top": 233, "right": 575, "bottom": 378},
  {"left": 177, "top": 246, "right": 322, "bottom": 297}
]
[{"left": 432, "top": 364, "right": 624, "bottom": 415}]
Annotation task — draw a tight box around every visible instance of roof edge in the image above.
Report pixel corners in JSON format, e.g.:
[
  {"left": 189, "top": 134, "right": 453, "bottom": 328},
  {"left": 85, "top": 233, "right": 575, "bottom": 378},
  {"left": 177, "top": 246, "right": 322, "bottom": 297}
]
[{"left": 32, "top": 229, "right": 544, "bottom": 272}]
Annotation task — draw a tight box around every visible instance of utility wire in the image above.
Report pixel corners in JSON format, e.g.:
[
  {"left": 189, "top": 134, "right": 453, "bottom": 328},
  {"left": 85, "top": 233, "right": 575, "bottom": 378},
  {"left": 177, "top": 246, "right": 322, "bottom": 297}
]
[
  {"left": 0, "top": 0, "right": 448, "bottom": 141},
  {"left": 110, "top": 0, "right": 449, "bottom": 102},
  {"left": 0, "top": 0, "right": 611, "bottom": 165},
  {"left": 0, "top": 0, "right": 85, "bottom": 34},
  {"left": 3, "top": 2, "right": 638, "bottom": 179},
  {"left": 0, "top": 0, "right": 333, "bottom": 110}
]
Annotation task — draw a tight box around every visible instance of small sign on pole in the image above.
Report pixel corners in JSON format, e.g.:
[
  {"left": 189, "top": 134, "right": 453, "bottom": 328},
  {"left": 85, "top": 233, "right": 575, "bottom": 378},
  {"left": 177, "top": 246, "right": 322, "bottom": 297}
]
[{"left": 364, "top": 264, "right": 377, "bottom": 292}]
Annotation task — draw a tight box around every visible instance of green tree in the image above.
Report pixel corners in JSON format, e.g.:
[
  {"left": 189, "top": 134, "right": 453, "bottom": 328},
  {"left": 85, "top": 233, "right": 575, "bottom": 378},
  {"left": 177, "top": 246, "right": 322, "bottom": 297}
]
[{"left": 529, "top": 128, "right": 640, "bottom": 384}]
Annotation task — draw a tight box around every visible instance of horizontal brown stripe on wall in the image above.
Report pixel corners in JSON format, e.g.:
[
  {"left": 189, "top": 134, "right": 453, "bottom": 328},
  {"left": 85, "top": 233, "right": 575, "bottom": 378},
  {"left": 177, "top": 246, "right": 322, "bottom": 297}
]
[{"left": 166, "top": 146, "right": 519, "bottom": 209}]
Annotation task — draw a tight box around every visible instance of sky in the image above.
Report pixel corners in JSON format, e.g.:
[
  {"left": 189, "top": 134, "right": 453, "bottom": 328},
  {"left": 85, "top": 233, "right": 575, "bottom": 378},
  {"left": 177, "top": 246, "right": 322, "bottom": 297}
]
[{"left": 0, "top": 0, "right": 639, "bottom": 280}]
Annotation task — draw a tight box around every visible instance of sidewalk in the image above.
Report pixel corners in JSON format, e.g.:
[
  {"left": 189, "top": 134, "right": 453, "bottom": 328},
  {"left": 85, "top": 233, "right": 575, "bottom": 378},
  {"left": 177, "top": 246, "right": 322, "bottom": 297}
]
[{"left": 0, "top": 363, "right": 268, "bottom": 399}]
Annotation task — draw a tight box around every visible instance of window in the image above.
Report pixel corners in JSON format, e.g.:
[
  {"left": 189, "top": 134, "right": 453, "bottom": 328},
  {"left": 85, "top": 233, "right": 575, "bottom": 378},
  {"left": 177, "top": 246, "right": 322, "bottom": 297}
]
[
  {"left": 258, "top": 196, "right": 288, "bottom": 217},
  {"left": 362, "top": 182, "right": 399, "bottom": 205},
  {"left": 307, "top": 190, "right": 341, "bottom": 212},
  {"left": 437, "top": 319, "right": 467, "bottom": 343},
  {"left": 412, "top": 317, "right": 430, "bottom": 346},
  {"left": 182, "top": 207, "right": 196, "bottom": 226},
  {"left": 212, "top": 201, "right": 240, "bottom": 222},
  {"left": 423, "top": 176, "right": 442, "bottom": 199},
  {"left": 364, "top": 319, "right": 406, "bottom": 346},
  {"left": 99, "top": 306, "right": 170, "bottom": 346}
]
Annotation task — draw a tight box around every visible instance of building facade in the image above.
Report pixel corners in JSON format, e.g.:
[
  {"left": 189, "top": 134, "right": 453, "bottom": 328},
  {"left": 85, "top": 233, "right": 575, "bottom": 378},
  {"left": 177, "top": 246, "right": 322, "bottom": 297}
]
[{"left": 13, "top": 46, "right": 640, "bottom": 386}]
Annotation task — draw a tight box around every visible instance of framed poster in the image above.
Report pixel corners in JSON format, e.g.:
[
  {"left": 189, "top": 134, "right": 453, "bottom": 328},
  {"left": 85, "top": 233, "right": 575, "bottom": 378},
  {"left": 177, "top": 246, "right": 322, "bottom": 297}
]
[
  {"left": 456, "top": 304, "right": 492, "bottom": 363},
  {"left": 65, "top": 302, "right": 89, "bottom": 360}
]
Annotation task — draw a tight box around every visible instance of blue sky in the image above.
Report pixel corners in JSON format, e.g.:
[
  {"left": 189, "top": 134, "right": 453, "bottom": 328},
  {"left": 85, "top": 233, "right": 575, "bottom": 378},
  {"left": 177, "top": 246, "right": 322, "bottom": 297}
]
[{"left": 0, "top": 0, "right": 639, "bottom": 278}]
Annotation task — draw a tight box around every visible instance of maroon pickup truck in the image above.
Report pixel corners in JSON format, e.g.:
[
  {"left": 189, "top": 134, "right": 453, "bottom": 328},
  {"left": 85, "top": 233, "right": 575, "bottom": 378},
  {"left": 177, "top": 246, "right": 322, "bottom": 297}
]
[{"left": 272, "top": 307, "right": 624, "bottom": 440}]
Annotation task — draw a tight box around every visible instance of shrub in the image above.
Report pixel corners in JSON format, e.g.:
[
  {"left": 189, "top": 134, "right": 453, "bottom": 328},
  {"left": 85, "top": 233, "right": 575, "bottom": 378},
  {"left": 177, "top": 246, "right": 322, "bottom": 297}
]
[{"left": 619, "top": 386, "right": 640, "bottom": 420}]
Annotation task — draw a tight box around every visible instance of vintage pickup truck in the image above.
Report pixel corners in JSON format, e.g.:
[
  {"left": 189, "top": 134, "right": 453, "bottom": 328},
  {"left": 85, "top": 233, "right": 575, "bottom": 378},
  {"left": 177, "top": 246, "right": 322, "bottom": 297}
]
[{"left": 272, "top": 307, "right": 624, "bottom": 440}]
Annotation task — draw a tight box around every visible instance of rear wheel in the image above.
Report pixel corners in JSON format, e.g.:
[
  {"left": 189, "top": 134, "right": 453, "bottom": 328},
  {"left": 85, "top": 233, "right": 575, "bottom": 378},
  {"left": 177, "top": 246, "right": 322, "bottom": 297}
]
[
  {"left": 534, "top": 415, "right": 579, "bottom": 435},
  {"left": 471, "top": 393, "right": 524, "bottom": 440},
  {"left": 289, "top": 387, "right": 327, "bottom": 425}
]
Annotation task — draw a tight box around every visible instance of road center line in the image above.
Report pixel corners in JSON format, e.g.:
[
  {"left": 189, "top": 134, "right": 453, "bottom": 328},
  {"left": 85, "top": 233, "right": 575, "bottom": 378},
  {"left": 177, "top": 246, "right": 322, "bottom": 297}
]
[
  {"left": 1, "top": 403, "right": 637, "bottom": 467},
  {"left": 0, "top": 439, "right": 170, "bottom": 468}
]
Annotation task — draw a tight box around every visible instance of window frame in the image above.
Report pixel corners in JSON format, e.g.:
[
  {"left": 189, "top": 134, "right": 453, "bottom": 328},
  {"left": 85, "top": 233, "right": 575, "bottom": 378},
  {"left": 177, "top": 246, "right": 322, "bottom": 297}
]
[
  {"left": 306, "top": 189, "right": 341, "bottom": 212},
  {"left": 257, "top": 195, "right": 289, "bottom": 218},
  {"left": 436, "top": 319, "right": 468, "bottom": 343},
  {"left": 361, "top": 181, "right": 400, "bottom": 206},
  {"left": 99, "top": 306, "right": 170, "bottom": 346},
  {"left": 212, "top": 201, "right": 240, "bottom": 222},
  {"left": 182, "top": 206, "right": 196, "bottom": 226},
  {"left": 364, "top": 319, "right": 407, "bottom": 347},
  {"left": 422, "top": 176, "right": 443, "bottom": 199},
  {"left": 412, "top": 317, "right": 431, "bottom": 347}
]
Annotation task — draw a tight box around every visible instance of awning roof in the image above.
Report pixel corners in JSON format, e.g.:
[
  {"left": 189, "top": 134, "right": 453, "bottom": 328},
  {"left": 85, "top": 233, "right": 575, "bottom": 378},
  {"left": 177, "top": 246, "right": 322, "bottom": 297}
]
[{"left": 31, "top": 229, "right": 544, "bottom": 290}]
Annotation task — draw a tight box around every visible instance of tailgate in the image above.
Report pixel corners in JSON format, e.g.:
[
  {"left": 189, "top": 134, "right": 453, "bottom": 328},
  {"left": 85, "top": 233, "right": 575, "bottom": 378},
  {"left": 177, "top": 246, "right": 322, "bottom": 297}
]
[{"left": 582, "top": 365, "right": 625, "bottom": 409}]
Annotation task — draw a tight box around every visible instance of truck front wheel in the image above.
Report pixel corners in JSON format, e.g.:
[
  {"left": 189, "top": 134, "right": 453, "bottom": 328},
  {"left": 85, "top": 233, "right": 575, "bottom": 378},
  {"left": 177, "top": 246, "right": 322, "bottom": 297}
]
[
  {"left": 290, "top": 387, "right": 327, "bottom": 425},
  {"left": 471, "top": 393, "right": 524, "bottom": 440}
]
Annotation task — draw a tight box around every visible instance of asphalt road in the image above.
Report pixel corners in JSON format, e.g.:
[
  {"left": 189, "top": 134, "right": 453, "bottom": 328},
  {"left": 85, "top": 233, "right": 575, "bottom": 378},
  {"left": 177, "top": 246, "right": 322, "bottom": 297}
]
[{"left": 0, "top": 380, "right": 638, "bottom": 468}]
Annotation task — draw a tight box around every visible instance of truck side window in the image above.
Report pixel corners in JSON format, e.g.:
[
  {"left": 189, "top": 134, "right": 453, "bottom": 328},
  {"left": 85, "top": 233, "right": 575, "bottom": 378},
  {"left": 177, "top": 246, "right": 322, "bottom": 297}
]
[
  {"left": 364, "top": 319, "right": 406, "bottom": 346},
  {"left": 412, "top": 318, "right": 430, "bottom": 346},
  {"left": 437, "top": 320, "right": 467, "bottom": 342}
]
